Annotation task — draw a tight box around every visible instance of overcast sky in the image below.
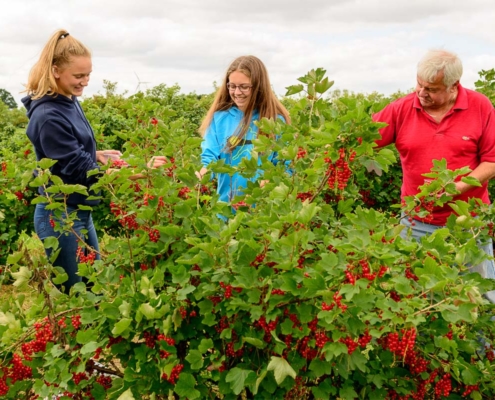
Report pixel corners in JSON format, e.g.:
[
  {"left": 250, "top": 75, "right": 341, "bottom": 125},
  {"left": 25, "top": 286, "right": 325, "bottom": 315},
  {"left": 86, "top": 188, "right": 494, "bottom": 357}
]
[{"left": 1, "top": 0, "right": 495, "bottom": 107}]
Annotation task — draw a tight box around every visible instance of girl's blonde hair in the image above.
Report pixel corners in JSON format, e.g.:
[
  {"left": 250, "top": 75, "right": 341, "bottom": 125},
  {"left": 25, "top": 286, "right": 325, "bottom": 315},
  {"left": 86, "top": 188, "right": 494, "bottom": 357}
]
[
  {"left": 199, "top": 55, "right": 290, "bottom": 151},
  {"left": 25, "top": 29, "right": 91, "bottom": 99}
]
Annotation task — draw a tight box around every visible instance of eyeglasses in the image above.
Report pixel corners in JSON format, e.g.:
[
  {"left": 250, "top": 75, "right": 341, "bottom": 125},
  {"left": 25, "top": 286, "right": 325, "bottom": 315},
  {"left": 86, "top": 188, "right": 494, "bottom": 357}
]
[{"left": 227, "top": 83, "right": 252, "bottom": 93}]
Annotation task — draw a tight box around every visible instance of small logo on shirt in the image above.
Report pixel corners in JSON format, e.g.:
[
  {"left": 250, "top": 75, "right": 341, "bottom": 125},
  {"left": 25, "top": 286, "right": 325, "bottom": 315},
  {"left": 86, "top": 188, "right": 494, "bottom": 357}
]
[{"left": 462, "top": 136, "right": 471, "bottom": 141}]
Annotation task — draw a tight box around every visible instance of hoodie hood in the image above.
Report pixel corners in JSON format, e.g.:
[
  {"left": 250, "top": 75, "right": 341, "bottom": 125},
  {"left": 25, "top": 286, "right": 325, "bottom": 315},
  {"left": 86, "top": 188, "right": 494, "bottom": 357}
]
[{"left": 22, "top": 94, "right": 75, "bottom": 118}]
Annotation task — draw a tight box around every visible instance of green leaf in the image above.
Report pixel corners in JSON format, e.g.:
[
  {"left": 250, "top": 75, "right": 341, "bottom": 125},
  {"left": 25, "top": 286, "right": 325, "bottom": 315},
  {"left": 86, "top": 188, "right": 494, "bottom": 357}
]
[
  {"left": 117, "top": 388, "right": 135, "bottom": 400},
  {"left": 267, "top": 356, "right": 296, "bottom": 384},
  {"left": 285, "top": 84, "right": 304, "bottom": 96},
  {"left": 198, "top": 338, "right": 214, "bottom": 353},
  {"left": 185, "top": 349, "right": 204, "bottom": 370},
  {"left": 175, "top": 373, "right": 201, "bottom": 399},
  {"left": 80, "top": 341, "right": 100, "bottom": 355},
  {"left": 112, "top": 318, "right": 132, "bottom": 336},
  {"left": 226, "top": 367, "right": 256, "bottom": 395},
  {"left": 243, "top": 336, "right": 266, "bottom": 349},
  {"left": 76, "top": 329, "right": 97, "bottom": 345},
  {"left": 339, "top": 385, "right": 359, "bottom": 400}
]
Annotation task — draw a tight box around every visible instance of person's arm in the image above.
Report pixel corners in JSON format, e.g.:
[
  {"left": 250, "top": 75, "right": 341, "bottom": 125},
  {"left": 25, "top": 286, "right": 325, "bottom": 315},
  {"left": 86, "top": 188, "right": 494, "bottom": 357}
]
[
  {"left": 39, "top": 117, "right": 99, "bottom": 186},
  {"left": 196, "top": 117, "right": 220, "bottom": 179},
  {"left": 455, "top": 162, "right": 495, "bottom": 194},
  {"left": 372, "top": 103, "right": 397, "bottom": 148}
]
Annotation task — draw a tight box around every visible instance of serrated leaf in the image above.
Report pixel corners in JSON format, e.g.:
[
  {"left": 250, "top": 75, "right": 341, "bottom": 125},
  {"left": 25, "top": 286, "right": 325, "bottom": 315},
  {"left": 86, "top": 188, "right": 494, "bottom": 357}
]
[
  {"left": 267, "top": 356, "right": 296, "bottom": 384},
  {"left": 175, "top": 373, "right": 201, "bottom": 399},
  {"left": 117, "top": 388, "right": 135, "bottom": 400},
  {"left": 185, "top": 349, "right": 204, "bottom": 370},
  {"left": 226, "top": 367, "right": 256, "bottom": 395}
]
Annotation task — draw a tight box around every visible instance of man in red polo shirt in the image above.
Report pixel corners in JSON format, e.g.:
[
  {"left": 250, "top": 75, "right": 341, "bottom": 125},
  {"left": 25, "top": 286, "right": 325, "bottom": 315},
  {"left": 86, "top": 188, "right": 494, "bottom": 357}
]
[{"left": 373, "top": 49, "right": 495, "bottom": 301}]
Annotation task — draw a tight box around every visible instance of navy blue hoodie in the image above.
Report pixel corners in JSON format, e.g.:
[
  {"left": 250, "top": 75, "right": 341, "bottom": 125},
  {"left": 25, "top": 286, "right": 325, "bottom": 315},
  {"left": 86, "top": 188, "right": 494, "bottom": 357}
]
[{"left": 22, "top": 94, "right": 101, "bottom": 206}]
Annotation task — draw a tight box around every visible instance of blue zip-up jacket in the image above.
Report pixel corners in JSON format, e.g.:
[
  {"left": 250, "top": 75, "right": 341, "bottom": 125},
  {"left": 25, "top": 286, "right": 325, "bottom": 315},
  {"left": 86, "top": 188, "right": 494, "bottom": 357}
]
[
  {"left": 22, "top": 94, "right": 101, "bottom": 206},
  {"left": 201, "top": 107, "right": 279, "bottom": 203}
]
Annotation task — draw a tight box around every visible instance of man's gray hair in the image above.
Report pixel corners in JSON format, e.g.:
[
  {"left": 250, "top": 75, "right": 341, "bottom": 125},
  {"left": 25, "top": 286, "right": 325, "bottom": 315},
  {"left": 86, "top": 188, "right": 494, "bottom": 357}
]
[{"left": 417, "top": 49, "right": 463, "bottom": 87}]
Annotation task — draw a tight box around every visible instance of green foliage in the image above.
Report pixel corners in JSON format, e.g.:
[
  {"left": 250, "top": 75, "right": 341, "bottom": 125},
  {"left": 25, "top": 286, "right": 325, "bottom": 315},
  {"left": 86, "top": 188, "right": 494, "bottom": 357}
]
[
  {"left": 0, "top": 89, "right": 17, "bottom": 109},
  {"left": 0, "top": 69, "right": 494, "bottom": 399}
]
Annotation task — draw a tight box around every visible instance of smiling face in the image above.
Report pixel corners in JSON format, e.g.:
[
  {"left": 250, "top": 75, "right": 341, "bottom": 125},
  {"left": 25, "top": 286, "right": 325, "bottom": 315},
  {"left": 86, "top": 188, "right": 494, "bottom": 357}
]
[
  {"left": 228, "top": 70, "right": 252, "bottom": 112},
  {"left": 415, "top": 71, "right": 458, "bottom": 111},
  {"left": 53, "top": 56, "right": 92, "bottom": 98}
]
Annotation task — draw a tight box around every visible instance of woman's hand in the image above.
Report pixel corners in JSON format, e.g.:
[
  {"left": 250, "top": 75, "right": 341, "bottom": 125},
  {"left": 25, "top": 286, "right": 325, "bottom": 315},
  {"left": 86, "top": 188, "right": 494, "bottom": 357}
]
[
  {"left": 195, "top": 167, "right": 208, "bottom": 180},
  {"left": 96, "top": 150, "right": 123, "bottom": 165},
  {"left": 147, "top": 156, "right": 168, "bottom": 169}
]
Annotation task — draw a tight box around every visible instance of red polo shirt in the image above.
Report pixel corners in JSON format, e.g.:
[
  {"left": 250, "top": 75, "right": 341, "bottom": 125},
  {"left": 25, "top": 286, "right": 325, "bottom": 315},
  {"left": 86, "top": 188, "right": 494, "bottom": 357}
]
[{"left": 373, "top": 84, "right": 495, "bottom": 225}]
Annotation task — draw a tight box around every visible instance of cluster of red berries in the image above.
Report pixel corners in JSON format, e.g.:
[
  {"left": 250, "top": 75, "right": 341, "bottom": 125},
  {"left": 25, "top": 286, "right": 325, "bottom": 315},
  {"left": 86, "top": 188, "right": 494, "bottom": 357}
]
[
  {"left": 434, "top": 373, "right": 451, "bottom": 397},
  {"left": 358, "top": 330, "right": 372, "bottom": 347},
  {"left": 254, "top": 316, "right": 279, "bottom": 343},
  {"left": 0, "top": 353, "right": 33, "bottom": 395},
  {"left": 297, "top": 336, "right": 317, "bottom": 360},
  {"left": 107, "top": 336, "right": 124, "bottom": 348},
  {"left": 339, "top": 336, "right": 359, "bottom": 354},
  {"left": 219, "top": 281, "right": 242, "bottom": 299},
  {"left": 325, "top": 148, "right": 353, "bottom": 190},
  {"left": 232, "top": 200, "right": 248, "bottom": 210},
  {"left": 71, "top": 315, "right": 82, "bottom": 330},
  {"left": 321, "top": 292, "right": 347, "bottom": 312},
  {"left": 150, "top": 117, "right": 158, "bottom": 126},
  {"left": 165, "top": 157, "right": 177, "bottom": 178},
  {"left": 147, "top": 228, "right": 160, "bottom": 243},
  {"left": 296, "top": 192, "right": 312, "bottom": 202},
  {"left": 157, "top": 334, "right": 176, "bottom": 347},
  {"left": 359, "top": 189, "right": 376, "bottom": 207},
  {"left": 345, "top": 259, "right": 387, "bottom": 285},
  {"left": 14, "top": 191, "right": 23, "bottom": 201},
  {"left": 462, "top": 384, "right": 479, "bottom": 397},
  {"left": 76, "top": 246, "right": 96, "bottom": 265},
  {"left": 487, "top": 222, "right": 494, "bottom": 237},
  {"left": 225, "top": 341, "right": 244, "bottom": 358},
  {"left": 110, "top": 202, "right": 139, "bottom": 230},
  {"left": 178, "top": 186, "right": 191, "bottom": 199},
  {"left": 96, "top": 375, "right": 113, "bottom": 390},
  {"left": 110, "top": 159, "right": 127, "bottom": 168},
  {"left": 21, "top": 317, "right": 54, "bottom": 360},
  {"left": 414, "top": 199, "right": 435, "bottom": 223},
  {"left": 72, "top": 372, "right": 88, "bottom": 385},
  {"left": 143, "top": 331, "right": 157, "bottom": 348},
  {"left": 250, "top": 252, "right": 266, "bottom": 268},
  {"left": 405, "top": 266, "right": 419, "bottom": 281},
  {"left": 296, "top": 147, "right": 307, "bottom": 159},
  {"left": 49, "top": 217, "right": 56, "bottom": 228},
  {"left": 271, "top": 289, "right": 285, "bottom": 295},
  {"left": 162, "top": 364, "right": 183, "bottom": 384},
  {"left": 383, "top": 328, "right": 417, "bottom": 358},
  {"left": 315, "top": 330, "right": 330, "bottom": 348}
]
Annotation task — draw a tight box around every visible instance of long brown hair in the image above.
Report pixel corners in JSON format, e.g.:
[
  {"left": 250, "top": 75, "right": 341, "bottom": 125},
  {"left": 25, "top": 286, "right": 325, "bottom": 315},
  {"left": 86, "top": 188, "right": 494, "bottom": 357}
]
[
  {"left": 199, "top": 55, "right": 290, "bottom": 152},
  {"left": 25, "top": 29, "right": 91, "bottom": 99}
]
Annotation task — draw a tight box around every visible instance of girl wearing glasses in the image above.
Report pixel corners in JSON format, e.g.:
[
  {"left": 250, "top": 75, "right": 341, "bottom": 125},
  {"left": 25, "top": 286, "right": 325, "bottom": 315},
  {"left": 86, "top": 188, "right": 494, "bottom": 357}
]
[{"left": 197, "top": 55, "right": 290, "bottom": 211}]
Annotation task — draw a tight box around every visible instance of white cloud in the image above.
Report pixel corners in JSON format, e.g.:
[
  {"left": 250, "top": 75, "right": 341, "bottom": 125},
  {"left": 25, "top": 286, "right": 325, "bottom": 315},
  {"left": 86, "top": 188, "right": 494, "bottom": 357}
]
[{"left": 1, "top": 0, "right": 495, "bottom": 107}]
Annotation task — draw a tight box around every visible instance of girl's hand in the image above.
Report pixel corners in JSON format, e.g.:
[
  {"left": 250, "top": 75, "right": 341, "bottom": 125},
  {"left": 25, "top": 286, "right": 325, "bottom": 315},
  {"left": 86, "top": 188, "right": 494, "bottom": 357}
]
[
  {"left": 148, "top": 156, "right": 168, "bottom": 169},
  {"left": 195, "top": 167, "right": 208, "bottom": 180},
  {"left": 96, "top": 150, "right": 123, "bottom": 165}
]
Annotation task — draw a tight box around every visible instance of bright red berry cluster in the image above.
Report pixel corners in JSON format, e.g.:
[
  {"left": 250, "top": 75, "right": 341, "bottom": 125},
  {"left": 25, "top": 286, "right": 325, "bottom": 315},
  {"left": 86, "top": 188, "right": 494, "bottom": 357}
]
[
  {"left": 162, "top": 364, "right": 183, "bottom": 384},
  {"left": 178, "top": 186, "right": 190, "bottom": 199},
  {"left": 110, "top": 202, "right": 139, "bottom": 230},
  {"left": 296, "top": 147, "right": 307, "bottom": 159},
  {"left": 76, "top": 246, "right": 96, "bottom": 265},
  {"left": 325, "top": 148, "right": 353, "bottom": 190}
]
